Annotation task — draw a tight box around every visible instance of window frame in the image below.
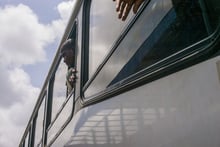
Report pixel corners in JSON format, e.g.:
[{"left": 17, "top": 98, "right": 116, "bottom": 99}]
[
  {"left": 46, "top": 21, "right": 78, "bottom": 146},
  {"left": 81, "top": 0, "right": 149, "bottom": 90},
  {"left": 80, "top": 0, "right": 220, "bottom": 105}
]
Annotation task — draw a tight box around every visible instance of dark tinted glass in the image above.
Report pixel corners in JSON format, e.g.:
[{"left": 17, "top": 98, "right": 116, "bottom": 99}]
[{"left": 85, "top": 0, "right": 217, "bottom": 98}]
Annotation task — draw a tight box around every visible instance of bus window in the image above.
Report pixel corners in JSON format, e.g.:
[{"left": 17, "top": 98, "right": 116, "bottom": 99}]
[
  {"left": 47, "top": 95, "right": 73, "bottom": 146},
  {"left": 24, "top": 132, "right": 29, "bottom": 147},
  {"left": 84, "top": 0, "right": 218, "bottom": 98},
  {"left": 47, "top": 58, "right": 74, "bottom": 145},
  {"left": 88, "top": 0, "right": 133, "bottom": 78},
  {"left": 34, "top": 96, "right": 45, "bottom": 146},
  {"left": 51, "top": 60, "right": 67, "bottom": 119}
]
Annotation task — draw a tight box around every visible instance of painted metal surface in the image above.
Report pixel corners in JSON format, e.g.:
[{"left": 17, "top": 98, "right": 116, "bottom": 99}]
[{"left": 65, "top": 56, "right": 220, "bottom": 147}]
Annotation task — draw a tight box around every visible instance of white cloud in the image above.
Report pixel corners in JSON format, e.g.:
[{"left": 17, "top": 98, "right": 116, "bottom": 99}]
[
  {"left": 51, "top": 1, "right": 75, "bottom": 39},
  {"left": 0, "top": 64, "right": 40, "bottom": 146},
  {"left": 0, "top": 4, "right": 55, "bottom": 67},
  {"left": 57, "top": 1, "right": 75, "bottom": 20},
  {"left": 0, "top": 66, "right": 39, "bottom": 107},
  {"left": 0, "top": 1, "right": 74, "bottom": 147}
]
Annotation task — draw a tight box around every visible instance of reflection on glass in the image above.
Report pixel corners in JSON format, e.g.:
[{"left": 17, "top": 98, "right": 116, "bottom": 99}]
[
  {"left": 89, "top": 0, "right": 133, "bottom": 78},
  {"left": 52, "top": 61, "right": 68, "bottom": 120},
  {"left": 85, "top": 0, "right": 213, "bottom": 97},
  {"left": 35, "top": 97, "right": 45, "bottom": 146},
  {"left": 47, "top": 97, "right": 73, "bottom": 146},
  {"left": 48, "top": 60, "right": 73, "bottom": 146},
  {"left": 24, "top": 133, "right": 29, "bottom": 147}
]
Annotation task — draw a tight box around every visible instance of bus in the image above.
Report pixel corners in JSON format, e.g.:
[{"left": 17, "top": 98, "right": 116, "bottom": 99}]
[{"left": 19, "top": 0, "right": 220, "bottom": 146}]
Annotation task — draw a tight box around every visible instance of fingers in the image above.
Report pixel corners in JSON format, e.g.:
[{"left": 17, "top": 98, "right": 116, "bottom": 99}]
[
  {"left": 113, "top": 0, "right": 145, "bottom": 21},
  {"left": 69, "top": 76, "right": 76, "bottom": 82},
  {"left": 133, "top": 0, "right": 144, "bottom": 13},
  {"left": 114, "top": 0, "right": 135, "bottom": 21},
  {"left": 118, "top": 1, "right": 127, "bottom": 19},
  {"left": 68, "top": 68, "right": 77, "bottom": 83},
  {"left": 116, "top": 0, "right": 133, "bottom": 21},
  {"left": 122, "top": 3, "right": 133, "bottom": 21},
  {"left": 70, "top": 68, "right": 77, "bottom": 73},
  {"left": 69, "top": 74, "right": 77, "bottom": 82},
  {"left": 116, "top": 0, "right": 122, "bottom": 12}
]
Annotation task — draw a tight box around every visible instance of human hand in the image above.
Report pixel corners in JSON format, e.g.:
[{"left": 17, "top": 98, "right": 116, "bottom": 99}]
[
  {"left": 113, "top": 0, "right": 145, "bottom": 21},
  {"left": 67, "top": 68, "right": 77, "bottom": 84}
]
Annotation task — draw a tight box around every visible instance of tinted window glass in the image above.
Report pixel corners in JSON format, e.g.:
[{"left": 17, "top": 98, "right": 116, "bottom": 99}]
[{"left": 85, "top": 0, "right": 217, "bottom": 98}]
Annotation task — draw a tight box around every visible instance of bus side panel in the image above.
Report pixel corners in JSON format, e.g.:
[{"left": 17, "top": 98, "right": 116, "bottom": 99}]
[{"left": 65, "top": 56, "right": 220, "bottom": 147}]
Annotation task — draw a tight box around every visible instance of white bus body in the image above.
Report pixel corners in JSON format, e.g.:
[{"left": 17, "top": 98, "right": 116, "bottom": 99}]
[{"left": 19, "top": 0, "right": 220, "bottom": 147}]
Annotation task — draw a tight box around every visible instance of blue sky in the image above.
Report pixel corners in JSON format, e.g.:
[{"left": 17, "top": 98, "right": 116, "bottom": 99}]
[
  {"left": 1, "top": 0, "right": 73, "bottom": 87},
  {"left": 0, "top": 0, "right": 75, "bottom": 146},
  {"left": 1, "top": 0, "right": 62, "bottom": 23}
]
